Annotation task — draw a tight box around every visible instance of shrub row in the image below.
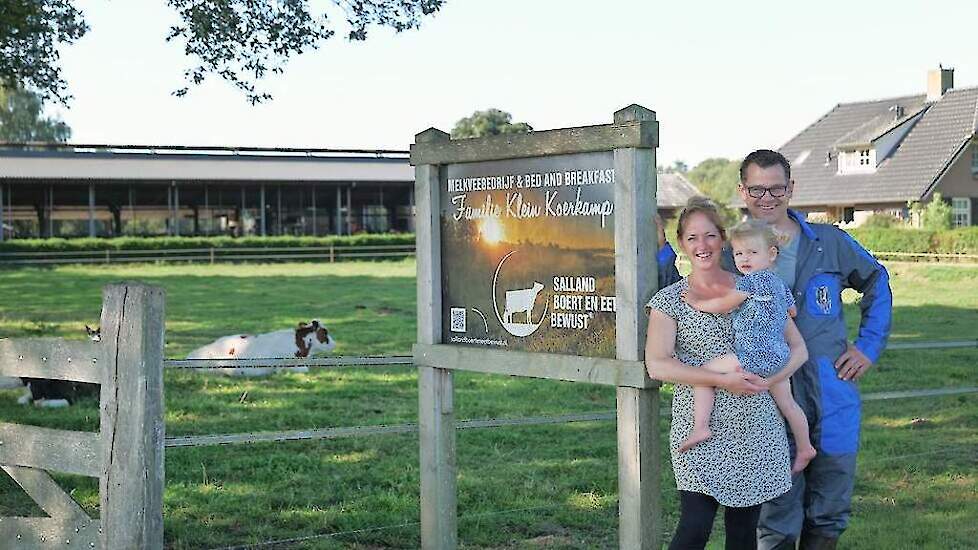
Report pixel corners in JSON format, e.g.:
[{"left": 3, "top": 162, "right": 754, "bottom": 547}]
[
  {"left": 848, "top": 227, "right": 978, "bottom": 255},
  {"left": 3, "top": 227, "right": 978, "bottom": 255},
  {"left": 0, "top": 233, "right": 416, "bottom": 253}
]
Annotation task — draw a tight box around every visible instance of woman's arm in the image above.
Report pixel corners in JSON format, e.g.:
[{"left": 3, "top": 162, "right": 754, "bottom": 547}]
[
  {"left": 685, "top": 289, "right": 750, "bottom": 314},
  {"left": 765, "top": 317, "right": 809, "bottom": 385},
  {"left": 644, "top": 309, "right": 766, "bottom": 394}
]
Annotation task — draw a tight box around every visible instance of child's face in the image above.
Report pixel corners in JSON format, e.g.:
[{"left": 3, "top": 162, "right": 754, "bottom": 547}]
[{"left": 731, "top": 235, "right": 778, "bottom": 274}]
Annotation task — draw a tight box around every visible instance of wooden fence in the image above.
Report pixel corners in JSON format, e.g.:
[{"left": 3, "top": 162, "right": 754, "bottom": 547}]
[
  {"left": 1, "top": 280, "right": 975, "bottom": 548},
  {"left": 4, "top": 246, "right": 978, "bottom": 268},
  {"left": 0, "top": 244, "right": 415, "bottom": 266},
  {"left": 0, "top": 284, "right": 165, "bottom": 550}
]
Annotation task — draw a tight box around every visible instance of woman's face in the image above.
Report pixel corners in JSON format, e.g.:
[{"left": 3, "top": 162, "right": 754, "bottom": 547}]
[{"left": 679, "top": 212, "right": 724, "bottom": 271}]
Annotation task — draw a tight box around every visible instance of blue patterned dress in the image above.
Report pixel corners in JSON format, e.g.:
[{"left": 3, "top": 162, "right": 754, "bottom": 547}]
[{"left": 732, "top": 270, "right": 796, "bottom": 378}]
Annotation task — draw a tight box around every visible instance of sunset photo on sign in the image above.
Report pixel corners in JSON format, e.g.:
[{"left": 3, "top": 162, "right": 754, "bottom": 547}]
[{"left": 440, "top": 152, "right": 618, "bottom": 358}]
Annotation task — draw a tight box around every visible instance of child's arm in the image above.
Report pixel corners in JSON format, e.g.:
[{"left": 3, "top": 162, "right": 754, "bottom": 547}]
[
  {"left": 765, "top": 317, "right": 809, "bottom": 385},
  {"left": 685, "top": 289, "right": 750, "bottom": 314}
]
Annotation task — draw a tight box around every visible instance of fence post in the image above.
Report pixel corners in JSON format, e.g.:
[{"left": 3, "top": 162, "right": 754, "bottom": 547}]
[
  {"left": 98, "top": 283, "right": 166, "bottom": 549},
  {"left": 613, "top": 105, "right": 661, "bottom": 549},
  {"left": 210, "top": 247, "right": 215, "bottom": 264},
  {"left": 414, "top": 128, "right": 457, "bottom": 550}
]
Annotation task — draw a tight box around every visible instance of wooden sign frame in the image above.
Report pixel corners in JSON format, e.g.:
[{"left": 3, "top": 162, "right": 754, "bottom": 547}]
[{"left": 411, "top": 105, "right": 663, "bottom": 549}]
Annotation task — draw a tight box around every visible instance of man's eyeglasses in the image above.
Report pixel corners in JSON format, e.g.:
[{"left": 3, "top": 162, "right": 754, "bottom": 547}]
[{"left": 743, "top": 185, "right": 788, "bottom": 199}]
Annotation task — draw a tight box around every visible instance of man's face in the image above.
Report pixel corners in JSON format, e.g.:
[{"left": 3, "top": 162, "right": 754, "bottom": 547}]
[{"left": 739, "top": 163, "right": 793, "bottom": 224}]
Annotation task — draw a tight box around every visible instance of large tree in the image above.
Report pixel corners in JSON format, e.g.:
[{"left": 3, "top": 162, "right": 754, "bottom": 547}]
[
  {"left": 0, "top": 0, "right": 445, "bottom": 105},
  {"left": 451, "top": 108, "right": 532, "bottom": 139},
  {"left": 0, "top": 0, "right": 88, "bottom": 104},
  {"left": 0, "top": 84, "right": 71, "bottom": 142}
]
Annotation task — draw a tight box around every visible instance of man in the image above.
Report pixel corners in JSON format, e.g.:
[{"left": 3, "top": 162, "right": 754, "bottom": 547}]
[{"left": 730, "top": 150, "right": 892, "bottom": 549}]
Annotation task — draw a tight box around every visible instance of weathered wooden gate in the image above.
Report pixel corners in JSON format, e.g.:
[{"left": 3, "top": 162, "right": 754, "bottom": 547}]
[{"left": 0, "top": 283, "right": 165, "bottom": 549}]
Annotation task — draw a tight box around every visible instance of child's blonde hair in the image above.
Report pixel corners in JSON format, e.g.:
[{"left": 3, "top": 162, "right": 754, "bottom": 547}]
[{"left": 728, "top": 219, "right": 780, "bottom": 250}]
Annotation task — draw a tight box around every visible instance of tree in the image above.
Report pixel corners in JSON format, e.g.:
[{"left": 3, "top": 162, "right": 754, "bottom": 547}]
[
  {"left": 687, "top": 158, "right": 740, "bottom": 203},
  {"left": 0, "top": 0, "right": 445, "bottom": 105},
  {"left": 451, "top": 109, "right": 532, "bottom": 139},
  {"left": 0, "top": 84, "right": 71, "bottom": 142},
  {"left": 0, "top": 0, "right": 88, "bottom": 104},
  {"left": 686, "top": 157, "right": 741, "bottom": 226},
  {"left": 909, "top": 193, "right": 952, "bottom": 230}
]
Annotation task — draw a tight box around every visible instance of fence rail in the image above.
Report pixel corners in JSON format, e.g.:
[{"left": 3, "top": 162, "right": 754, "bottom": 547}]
[
  {"left": 4, "top": 246, "right": 978, "bottom": 266},
  {"left": 157, "top": 340, "right": 978, "bottom": 451},
  {"left": 0, "top": 244, "right": 416, "bottom": 266},
  {"left": 868, "top": 250, "right": 978, "bottom": 263}
]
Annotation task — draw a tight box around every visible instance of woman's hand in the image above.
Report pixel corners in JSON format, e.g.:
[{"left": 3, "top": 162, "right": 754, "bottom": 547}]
[{"left": 717, "top": 370, "right": 767, "bottom": 395}]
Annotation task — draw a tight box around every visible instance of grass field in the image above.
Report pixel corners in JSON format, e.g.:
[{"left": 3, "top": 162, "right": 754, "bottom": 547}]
[{"left": 0, "top": 259, "right": 976, "bottom": 549}]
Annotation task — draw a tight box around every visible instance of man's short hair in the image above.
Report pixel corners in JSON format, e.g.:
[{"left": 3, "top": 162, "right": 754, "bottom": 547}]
[{"left": 740, "top": 149, "right": 791, "bottom": 183}]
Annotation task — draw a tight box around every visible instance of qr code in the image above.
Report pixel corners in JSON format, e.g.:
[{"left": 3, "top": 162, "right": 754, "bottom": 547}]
[{"left": 450, "top": 307, "right": 466, "bottom": 332}]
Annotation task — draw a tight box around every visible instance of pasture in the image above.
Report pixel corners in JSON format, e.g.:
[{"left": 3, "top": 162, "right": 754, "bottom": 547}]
[{"left": 0, "top": 259, "right": 976, "bottom": 549}]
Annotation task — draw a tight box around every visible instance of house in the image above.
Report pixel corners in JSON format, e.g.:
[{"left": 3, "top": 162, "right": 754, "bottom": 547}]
[
  {"left": 656, "top": 171, "right": 702, "bottom": 218},
  {"left": 773, "top": 68, "right": 978, "bottom": 227}
]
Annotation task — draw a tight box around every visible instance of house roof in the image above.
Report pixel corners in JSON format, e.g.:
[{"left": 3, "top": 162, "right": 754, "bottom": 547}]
[
  {"left": 656, "top": 172, "right": 701, "bottom": 208},
  {"left": 775, "top": 86, "right": 978, "bottom": 207}
]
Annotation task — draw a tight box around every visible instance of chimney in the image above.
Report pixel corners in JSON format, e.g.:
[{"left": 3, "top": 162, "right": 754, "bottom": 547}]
[{"left": 927, "top": 66, "right": 954, "bottom": 102}]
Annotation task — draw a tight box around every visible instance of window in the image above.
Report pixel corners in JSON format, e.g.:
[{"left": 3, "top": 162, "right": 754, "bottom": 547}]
[
  {"left": 843, "top": 207, "right": 855, "bottom": 224},
  {"left": 952, "top": 197, "right": 971, "bottom": 227},
  {"left": 837, "top": 149, "right": 876, "bottom": 174},
  {"left": 972, "top": 143, "right": 978, "bottom": 176}
]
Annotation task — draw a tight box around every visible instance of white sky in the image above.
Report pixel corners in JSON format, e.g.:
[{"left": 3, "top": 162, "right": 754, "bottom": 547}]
[{"left": 53, "top": 0, "right": 978, "bottom": 167}]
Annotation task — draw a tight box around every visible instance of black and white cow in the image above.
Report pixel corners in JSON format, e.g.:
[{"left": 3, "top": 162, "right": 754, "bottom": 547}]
[{"left": 16, "top": 325, "right": 101, "bottom": 408}]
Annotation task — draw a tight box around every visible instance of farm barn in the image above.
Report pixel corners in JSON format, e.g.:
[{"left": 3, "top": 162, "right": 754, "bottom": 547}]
[{"left": 0, "top": 144, "right": 415, "bottom": 239}]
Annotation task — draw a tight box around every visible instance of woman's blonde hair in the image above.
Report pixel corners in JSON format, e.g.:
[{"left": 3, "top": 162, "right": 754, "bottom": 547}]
[
  {"left": 677, "top": 196, "right": 727, "bottom": 241},
  {"left": 728, "top": 219, "right": 779, "bottom": 250}
]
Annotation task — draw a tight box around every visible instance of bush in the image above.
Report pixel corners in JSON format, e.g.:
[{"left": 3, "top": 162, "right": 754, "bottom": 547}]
[
  {"left": 860, "top": 213, "right": 902, "bottom": 228},
  {"left": 930, "top": 227, "right": 978, "bottom": 254},
  {"left": 0, "top": 233, "right": 416, "bottom": 253},
  {"left": 847, "top": 228, "right": 935, "bottom": 254},
  {"left": 909, "top": 193, "right": 953, "bottom": 231}
]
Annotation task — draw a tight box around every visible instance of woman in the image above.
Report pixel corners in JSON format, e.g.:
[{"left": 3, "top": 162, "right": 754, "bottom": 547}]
[{"left": 645, "top": 197, "right": 806, "bottom": 550}]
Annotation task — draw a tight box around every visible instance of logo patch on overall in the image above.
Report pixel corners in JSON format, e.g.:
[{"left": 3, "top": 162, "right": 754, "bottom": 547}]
[{"left": 816, "top": 285, "right": 832, "bottom": 314}]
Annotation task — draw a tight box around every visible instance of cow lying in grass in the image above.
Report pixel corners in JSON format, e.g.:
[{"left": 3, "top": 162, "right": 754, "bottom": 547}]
[
  {"left": 17, "top": 325, "right": 101, "bottom": 408},
  {"left": 186, "top": 319, "right": 336, "bottom": 377}
]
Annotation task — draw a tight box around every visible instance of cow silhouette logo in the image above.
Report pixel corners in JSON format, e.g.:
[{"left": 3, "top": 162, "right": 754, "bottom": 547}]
[
  {"left": 816, "top": 285, "right": 832, "bottom": 315},
  {"left": 492, "top": 251, "right": 548, "bottom": 337}
]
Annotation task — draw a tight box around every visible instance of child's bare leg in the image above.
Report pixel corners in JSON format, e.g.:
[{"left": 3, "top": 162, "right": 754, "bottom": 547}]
[
  {"left": 700, "top": 353, "right": 742, "bottom": 374},
  {"left": 680, "top": 385, "right": 715, "bottom": 452},
  {"left": 771, "top": 379, "right": 817, "bottom": 473}
]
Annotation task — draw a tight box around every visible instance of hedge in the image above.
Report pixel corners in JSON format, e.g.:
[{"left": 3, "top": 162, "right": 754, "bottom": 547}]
[
  {"left": 0, "top": 233, "right": 416, "bottom": 253},
  {"left": 3, "top": 227, "right": 978, "bottom": 255},
  {"left": 848, "top": 227, "right": 978, "bottom": 255}
]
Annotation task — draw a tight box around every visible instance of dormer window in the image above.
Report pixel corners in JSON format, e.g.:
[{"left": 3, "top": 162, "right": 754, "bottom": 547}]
[{"left": 838, "top": 148, "right": 876, "bottom": 174}]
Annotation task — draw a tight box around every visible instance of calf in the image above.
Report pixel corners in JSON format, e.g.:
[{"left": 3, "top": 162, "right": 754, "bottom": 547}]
[
  {"left": 186, "top": 319, "right": 336, "bottom": 377},
  {"left": 503, "top": 282, "right": 544, "bottom": 324}
]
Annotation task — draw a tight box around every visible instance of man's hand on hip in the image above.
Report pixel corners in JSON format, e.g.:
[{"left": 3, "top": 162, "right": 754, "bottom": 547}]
[{"left": 835, "top": 343, "right": 873, "bottom": 381}]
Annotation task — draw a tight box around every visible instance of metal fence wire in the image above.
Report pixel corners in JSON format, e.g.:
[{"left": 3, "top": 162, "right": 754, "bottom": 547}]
[{"left": 154, "top": 342, "right": 978, "bottom": 549}]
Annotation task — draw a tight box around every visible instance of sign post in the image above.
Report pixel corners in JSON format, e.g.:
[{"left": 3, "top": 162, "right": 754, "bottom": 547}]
[{"left": 412, "top": 105, "right": 661, "bottom": 549}]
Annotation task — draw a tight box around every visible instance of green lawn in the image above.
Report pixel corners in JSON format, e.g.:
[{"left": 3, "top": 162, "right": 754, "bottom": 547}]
[{"left": 0, "top": 260, "right": 975, "bottom": 549}]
